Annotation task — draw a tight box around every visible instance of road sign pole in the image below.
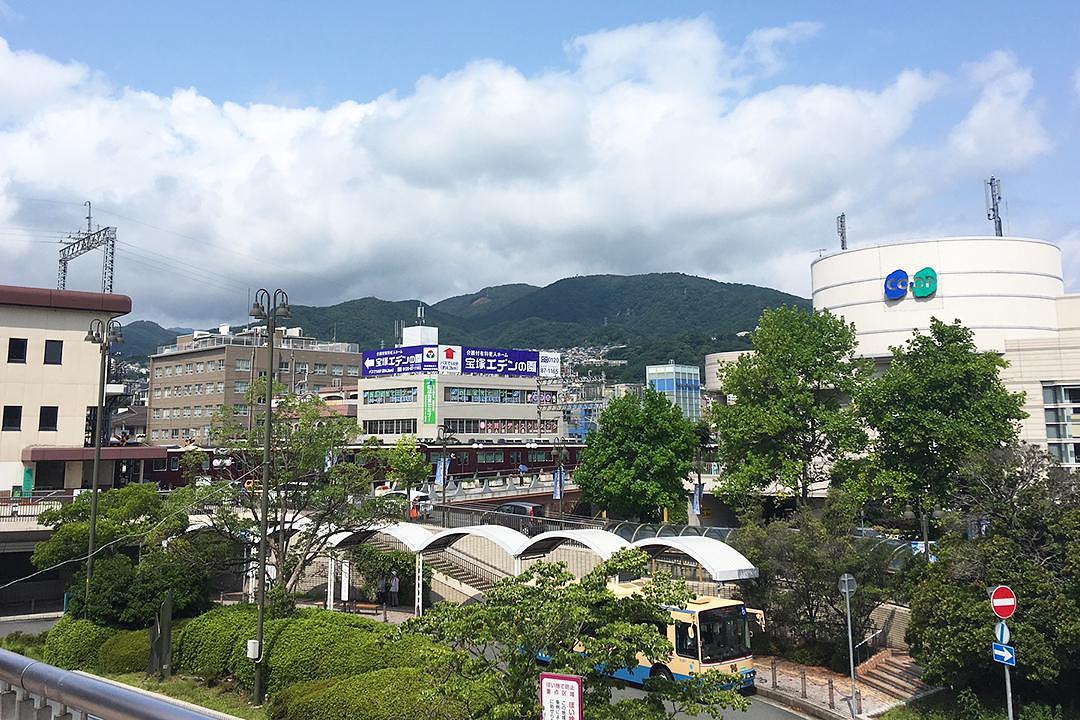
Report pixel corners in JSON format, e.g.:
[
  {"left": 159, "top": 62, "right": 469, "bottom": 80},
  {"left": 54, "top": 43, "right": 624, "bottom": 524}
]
[
  {"left": 844, "top": 588, "right": 856, "bottom": 707},
  {"left": 1004, "top": 664, "right": 1014, "bottom": 720}
]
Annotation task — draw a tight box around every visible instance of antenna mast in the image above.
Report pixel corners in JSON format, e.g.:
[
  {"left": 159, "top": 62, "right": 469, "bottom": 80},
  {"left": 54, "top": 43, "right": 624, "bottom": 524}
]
[
  {"left": 837, "top": 212, "right": 847, "bottom": 250},
  {"left": 985, "top": 176, "right": 1004, "bottom": 237},
  {"left": 57, "top": 200, "right": 117, "bottom": 292},
  {"left": 417, "top": 304, "right": 425, "bottom": 326}
]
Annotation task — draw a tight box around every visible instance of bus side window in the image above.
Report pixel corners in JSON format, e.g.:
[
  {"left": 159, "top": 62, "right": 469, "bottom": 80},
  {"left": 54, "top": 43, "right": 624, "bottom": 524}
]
[{"left": 674, "top": 620, "right": 698, "bottom": 659}]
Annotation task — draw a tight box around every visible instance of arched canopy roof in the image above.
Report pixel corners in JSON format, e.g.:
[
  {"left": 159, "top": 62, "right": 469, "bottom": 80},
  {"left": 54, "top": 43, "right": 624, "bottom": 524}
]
[
  {"left": 632, "top": 536, "right": 758, "bottom": 582},
  {"left": 325, "top": 522, "right": 433, "bottom": 553},
  {"left": 517, "top": 529, "right": 629, "bottom": 559},
  {"left": 418, "top": 524, "right": 529, "bottom": 556}
]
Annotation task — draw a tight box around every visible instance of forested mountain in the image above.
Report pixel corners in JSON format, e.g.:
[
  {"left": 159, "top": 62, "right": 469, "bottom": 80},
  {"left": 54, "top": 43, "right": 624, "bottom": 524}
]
[{"left": 123, "top": 273, "right": 808, "bottom": 381}]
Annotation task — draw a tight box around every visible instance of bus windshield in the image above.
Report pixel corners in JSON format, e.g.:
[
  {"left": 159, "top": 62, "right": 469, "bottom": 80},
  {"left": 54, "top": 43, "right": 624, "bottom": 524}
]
[{"left": 699, "top": 606, "right": 750, "bottom": 664}]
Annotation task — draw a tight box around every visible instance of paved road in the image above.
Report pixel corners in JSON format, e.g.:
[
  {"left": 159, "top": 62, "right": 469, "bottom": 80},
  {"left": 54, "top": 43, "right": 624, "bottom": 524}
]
[
  {"left": 615, "top": 687, "right": 810, "bottom": 719},
  {"left": 0, "top": 617, "right": 60, "bottom": 638}
]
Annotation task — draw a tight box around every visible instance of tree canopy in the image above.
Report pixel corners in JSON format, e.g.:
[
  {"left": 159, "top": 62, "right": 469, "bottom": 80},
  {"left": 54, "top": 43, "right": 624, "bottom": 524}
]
[
  {"left": 574, "top": 388, "right": 696, "bottom": 522},
  {"left": 710, "top": 307, "right": 871, "bottom": 505},
  {"left": 405, "top": 548, "right": 748, "bottom": 720},
  {"left": 855, "top": 318, "right": 1026, "bottom": 514}
]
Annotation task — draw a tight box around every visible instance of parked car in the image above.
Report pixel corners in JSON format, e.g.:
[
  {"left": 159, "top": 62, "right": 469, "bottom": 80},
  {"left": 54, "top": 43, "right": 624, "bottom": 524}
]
[
  {"left": 381, "top": 489, "right": 434, "bottom": 519},
  {"left": 484, "top": 501, "right": 546, "bottom": 536}
]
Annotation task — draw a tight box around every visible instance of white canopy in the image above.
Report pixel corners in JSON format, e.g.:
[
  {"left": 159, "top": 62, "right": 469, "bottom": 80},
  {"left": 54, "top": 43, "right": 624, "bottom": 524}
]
[
  {"left": 417, "top": 524, "right": 530, "bottom": 557},
  {"left": 516, "top": 529, "right": 629, "bottom": 560},
  {"left": 632, "top": 535, "right": 759, "bottom": 582},
  {"left": 325, "top": 522, "right": 433, "bottom": 553}
]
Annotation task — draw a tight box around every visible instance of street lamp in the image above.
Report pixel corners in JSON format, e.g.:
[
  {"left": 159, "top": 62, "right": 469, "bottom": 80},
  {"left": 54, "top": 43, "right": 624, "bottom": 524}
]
[
  {"left": 83, "top": 318, "right": 122, "bottom": 613},
  {"left": 249, "top": 288, "right": 290, "bottom": 706},
  {"left": 436, "top": 424, "right": 456, "bottom": 525}
]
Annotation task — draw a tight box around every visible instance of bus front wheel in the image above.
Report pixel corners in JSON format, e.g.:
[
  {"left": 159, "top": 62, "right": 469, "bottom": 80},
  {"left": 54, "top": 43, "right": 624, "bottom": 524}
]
[{"left": 649, "top": 666, "right": 673, "bottom": 683}]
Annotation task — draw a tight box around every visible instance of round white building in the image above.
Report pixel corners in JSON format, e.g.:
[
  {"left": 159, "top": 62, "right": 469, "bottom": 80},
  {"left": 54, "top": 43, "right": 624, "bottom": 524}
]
[{"left": 811, "top": 236, "right": 1064, "bottom": 357}]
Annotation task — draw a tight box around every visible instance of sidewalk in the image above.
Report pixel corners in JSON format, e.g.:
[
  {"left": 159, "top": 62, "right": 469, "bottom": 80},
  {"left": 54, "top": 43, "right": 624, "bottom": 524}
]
[{"left": 754, "top": 656, "right": 895, "bottom": 720}]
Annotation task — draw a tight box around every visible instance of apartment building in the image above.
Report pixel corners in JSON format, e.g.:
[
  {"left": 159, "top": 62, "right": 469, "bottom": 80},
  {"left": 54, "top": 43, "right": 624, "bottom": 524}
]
[
  {"left": 0, "top": 284, "right": 162, "bottom": 491},
  {"left": 147, "top": 326, "right": 362, "bottom": 445}
]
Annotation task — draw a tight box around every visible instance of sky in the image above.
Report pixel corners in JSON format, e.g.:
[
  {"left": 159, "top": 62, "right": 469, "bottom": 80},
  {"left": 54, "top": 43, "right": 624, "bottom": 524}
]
[{"left": 1, "top": 1, "right": 1078, "bottom": 327}]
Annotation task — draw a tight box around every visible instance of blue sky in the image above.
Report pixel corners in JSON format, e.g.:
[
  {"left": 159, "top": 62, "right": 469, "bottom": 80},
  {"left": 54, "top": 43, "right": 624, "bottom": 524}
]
[{"left": 0, "top": 2, "right": 1078, "bottom": 325}]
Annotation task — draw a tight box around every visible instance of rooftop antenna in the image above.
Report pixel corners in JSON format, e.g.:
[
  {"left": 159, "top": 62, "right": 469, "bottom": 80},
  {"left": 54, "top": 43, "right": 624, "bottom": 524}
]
[
  {"left": 417, "top": 304, "right": 425, "bottom": 326},
  {"left": 815, "top": 248, "right": 827, "bottom": 258},
  {"left": 985, "top": 176, "right": 1004, "bottom": 237},
  {"left": 837, "top": 212, "right": 847, "bottom": 250}
]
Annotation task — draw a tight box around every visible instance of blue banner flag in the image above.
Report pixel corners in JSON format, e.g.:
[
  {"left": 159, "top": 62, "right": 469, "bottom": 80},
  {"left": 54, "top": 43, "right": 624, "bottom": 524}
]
[
  {"left": 553, "top": 467, "right": 564, "bottom": 500},
  {"left": 692, "top": 481, "right": 704, "bottom": 515}
]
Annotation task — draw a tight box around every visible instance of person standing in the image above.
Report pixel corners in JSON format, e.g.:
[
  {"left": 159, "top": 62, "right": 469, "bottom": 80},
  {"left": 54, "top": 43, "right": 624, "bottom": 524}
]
[
  {"left": 376, "top": 575, "right": 387, "bottom": 605},
  {"left": 389, "top": 570, "right": 400, "bottom": 607}
]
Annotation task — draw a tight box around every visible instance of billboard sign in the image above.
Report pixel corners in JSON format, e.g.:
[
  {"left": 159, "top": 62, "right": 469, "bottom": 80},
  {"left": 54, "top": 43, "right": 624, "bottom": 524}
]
[
  {"left": 884, "top": 266, "right": 938, "bottom": 300},
  {"left": 439, "top": 345, "right": 462, "bottom": 374},
  {"left": 362, "top": 345, "right": 428, "bottom": 377},
  {"left": 423, "top": 378, "right": 437, "bottom": 424},
  {"left": 539, "top": 351, "right": 562, "bottom": 378},
  {"left": 462, "top": 347, "right": 537, "bottom": 376}
]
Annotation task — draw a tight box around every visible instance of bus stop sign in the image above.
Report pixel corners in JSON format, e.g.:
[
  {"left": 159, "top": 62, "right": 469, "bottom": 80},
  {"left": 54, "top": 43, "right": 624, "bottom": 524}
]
[{"left": 991, "top": 585, "right": 1017, "bottom": 620}]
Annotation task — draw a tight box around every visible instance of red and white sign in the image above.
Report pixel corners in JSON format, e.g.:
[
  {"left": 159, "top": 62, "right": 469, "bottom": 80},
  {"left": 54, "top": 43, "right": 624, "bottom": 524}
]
[
  {"left": 438, "top": 345, "right": 462, "bottom": 374},
  {"left": 540, "top": 672, "right": 583, "bottom": 720},
  {"left": 991, "top": 585, "right": 1017, "bottom": 619}
]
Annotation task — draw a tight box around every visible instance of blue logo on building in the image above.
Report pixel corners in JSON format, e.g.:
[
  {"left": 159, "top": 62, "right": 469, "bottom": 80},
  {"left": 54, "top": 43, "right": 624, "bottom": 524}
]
[{"left": 884, "top": 267, "right": 937, "bottom": 300}]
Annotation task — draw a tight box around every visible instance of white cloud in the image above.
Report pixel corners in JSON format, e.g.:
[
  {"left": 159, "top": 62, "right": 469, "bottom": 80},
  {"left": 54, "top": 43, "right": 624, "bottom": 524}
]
[{"left": 0, "top": 21, "right": 1055, "bottom": 327}]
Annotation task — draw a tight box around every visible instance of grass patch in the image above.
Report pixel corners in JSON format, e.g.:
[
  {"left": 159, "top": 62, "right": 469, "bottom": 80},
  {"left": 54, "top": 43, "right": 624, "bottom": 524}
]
[
  {"left": 882, "top": 690, "right": 1079, "bottom": 720},
  {"left": 0, "top": 631, "right": 48, "bottom": 660},
  {"left": 109, "top": 673, "right": 267, "bottom": 720}
]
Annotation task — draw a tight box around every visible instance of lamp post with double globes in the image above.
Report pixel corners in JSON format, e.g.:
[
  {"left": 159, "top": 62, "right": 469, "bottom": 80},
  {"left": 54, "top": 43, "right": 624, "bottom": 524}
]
[
  {"left": 83, "top": 318, "right": 122, "bottom": 613},
  {"left": 248, "top": 288, "right": 291, "bottom": 706}
]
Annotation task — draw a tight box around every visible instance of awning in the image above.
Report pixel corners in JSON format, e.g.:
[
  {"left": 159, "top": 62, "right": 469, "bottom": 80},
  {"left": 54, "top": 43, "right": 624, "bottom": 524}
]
[{"left": 20, "top": 445, "right": 167, "bottom": 462}]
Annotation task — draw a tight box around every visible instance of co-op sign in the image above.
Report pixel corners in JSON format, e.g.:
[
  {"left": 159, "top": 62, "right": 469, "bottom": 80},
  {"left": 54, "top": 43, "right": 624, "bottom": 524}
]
[
  {"left": 884, "top": 266, "right": 938, "bottom": 301},
  {"left": 362, "top": 344, "right": 561, "bottom": 379}
]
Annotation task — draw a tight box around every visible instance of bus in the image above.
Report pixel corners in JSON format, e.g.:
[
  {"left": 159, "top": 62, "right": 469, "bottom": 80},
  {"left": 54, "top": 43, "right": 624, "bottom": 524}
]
[{"left": 607, "top": 580, "right": 757, "bottom": 691}]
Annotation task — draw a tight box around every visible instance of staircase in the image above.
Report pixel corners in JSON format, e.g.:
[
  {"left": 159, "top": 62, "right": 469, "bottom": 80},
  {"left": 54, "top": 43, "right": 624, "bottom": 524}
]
[
  {"left": 857, "top": 650, "right": 931, "bottom": 702},
  {"left": 424, "top": 554, "right": 498, "bottom": 593}
]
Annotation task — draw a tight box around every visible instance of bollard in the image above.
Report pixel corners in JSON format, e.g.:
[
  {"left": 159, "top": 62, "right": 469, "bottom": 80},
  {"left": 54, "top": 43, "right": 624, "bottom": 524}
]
[
  {"left": 800, "top": 669, "right": 807, "bottom": 698},
  {"left": 856, "top": 690, "right": 862, "bottom": 714},
  {"left": 771, "top": 658, "right": 777, "bottom": 687},
  {"left": 828, "top": 678, "right": 835, "bottom": 709}
]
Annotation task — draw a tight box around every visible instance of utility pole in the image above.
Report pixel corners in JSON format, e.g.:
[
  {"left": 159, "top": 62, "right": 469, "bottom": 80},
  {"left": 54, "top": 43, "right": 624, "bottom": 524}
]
[{"left": 58, "top": 201, "right": 118, "bottom": 293}]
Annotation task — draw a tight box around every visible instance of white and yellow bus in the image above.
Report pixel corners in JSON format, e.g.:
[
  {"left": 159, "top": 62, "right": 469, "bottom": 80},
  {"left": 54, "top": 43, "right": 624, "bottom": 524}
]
[{"left": 607, "top": 580, "right": 757, "bottom": 691}]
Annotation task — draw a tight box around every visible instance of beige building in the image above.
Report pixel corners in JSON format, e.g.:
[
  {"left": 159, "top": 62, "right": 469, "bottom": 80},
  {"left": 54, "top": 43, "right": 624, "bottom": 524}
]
[
  {"left": 147, "top": 326, "right": 362, "bottom": 445},
  {"left": 0, "top": 285, "right": 161, "bottom": 492},
  {"left": 356, "top": 373, "right": 562, "bottom": 443}
]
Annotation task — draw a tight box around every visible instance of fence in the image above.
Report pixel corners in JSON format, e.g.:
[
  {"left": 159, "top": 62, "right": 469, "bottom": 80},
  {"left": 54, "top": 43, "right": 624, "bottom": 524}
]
[
  {"left": 0, "top": 490, "right": 74, "bottom": 524},
  {"left": 0, "top": 648, "right": 219, "bottom": 719}
]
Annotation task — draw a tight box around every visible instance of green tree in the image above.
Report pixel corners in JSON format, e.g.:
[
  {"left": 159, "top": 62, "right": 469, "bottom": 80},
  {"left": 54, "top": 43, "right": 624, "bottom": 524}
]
[
  {"left": 575, "top": 388, "right": 696, "bottom": 522},
  {"left": 855, "top": 319, "right": 1026, "bottom": 524},
  {"left": 386, "top": 434, "right": 430, "bottom": 490},
  {"left": 405, "top": 548, "right": 749, "bottom": 720},
  {"left": 710, "top": 307, "right": 871, "bottom": 505},
  {"left": 906, "top": 442, "right": 1080, "bottom": 698},
  {"left": 728, "top": 490, "right": 893, "bottom": 670},
  {"left": 199, "top": 380, "right": 395, "bottom": 593}
]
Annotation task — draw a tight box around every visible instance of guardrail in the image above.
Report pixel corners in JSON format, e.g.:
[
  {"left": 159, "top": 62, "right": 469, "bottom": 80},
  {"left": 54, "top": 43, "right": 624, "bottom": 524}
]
[
  {"left": 0, "top": 648, "right": 218, "bottom": 719},
  {"left": 0, "top": 490, "right": 74, "bottom": 524},
  {"left": 425, "top": 468, "right": 581, "bottom": 503}
]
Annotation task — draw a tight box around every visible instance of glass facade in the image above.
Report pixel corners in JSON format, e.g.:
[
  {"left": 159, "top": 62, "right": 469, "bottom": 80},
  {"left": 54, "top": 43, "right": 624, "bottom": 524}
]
[
  {"left": 1043, "top": 384, "right": 1080, "bottom": 466},
  {"left": 646, "top": 363, "right": 702, "bottom": 421}
]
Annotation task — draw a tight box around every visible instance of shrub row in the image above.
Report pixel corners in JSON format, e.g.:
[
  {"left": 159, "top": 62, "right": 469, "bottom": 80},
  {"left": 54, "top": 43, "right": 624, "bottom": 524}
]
[{"left": 42, "top": 616, "right": 151, "bottom": 674}]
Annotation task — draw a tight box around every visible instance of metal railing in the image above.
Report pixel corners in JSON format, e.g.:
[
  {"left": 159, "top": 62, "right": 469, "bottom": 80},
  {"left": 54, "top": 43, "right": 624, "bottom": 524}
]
[
  {"left": 0, "top": 648, "right": 218, "bottom": 719},
  {"left": 853, "top": 628, "right": 885, "bottom": 667},
  {"left": 0, "top": 490, "right": 74, "bottom": 523},
  {"left": 425, "top": 468, "right": 580, "bottom": 503}
]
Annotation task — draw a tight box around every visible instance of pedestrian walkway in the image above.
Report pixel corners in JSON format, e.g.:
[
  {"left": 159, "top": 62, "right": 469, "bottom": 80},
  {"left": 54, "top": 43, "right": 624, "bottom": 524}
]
[{"left": 753, "top": 655, "right": 898, "bottom": 718}]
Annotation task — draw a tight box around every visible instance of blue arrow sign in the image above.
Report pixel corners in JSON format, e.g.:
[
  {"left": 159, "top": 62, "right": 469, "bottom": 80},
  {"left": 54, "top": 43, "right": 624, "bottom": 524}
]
[
  {"left": 994, "top": 621, "right": 1010, "bottom": 645},
  {"left": 992, "top": 642, "right": 1016, "bottom": 666}
]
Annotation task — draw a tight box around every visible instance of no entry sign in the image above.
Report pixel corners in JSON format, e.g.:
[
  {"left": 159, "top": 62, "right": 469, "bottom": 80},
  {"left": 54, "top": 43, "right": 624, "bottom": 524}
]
[{"left": 991, "top": 585, "right": 1017, "bottom": 619}]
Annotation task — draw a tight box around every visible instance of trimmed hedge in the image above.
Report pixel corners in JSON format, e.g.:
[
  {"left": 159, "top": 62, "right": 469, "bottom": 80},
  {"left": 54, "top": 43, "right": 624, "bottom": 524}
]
[
  {"left": 98, "top": 629, "right": 152, "bottom": 674},
  {"left": 174, "top": 605, "right": 258, "bottom": 680},
  {"left": 268, "top": 667, "right": 471, "bottom": 720},
  {"left": 43, "top": 616, "right": 118, "bottom": 671}
]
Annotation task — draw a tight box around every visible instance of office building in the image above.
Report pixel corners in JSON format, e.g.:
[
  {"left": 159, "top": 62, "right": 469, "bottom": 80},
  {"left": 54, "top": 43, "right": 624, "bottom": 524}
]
[{"left": 646, "top": 363, "right": 702, "bottom": 421}]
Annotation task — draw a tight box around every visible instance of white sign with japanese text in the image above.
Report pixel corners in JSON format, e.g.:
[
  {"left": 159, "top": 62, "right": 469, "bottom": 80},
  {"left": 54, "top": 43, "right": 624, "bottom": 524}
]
[{"left": 540, "top": 672, "right": 583, "bottom": 720}]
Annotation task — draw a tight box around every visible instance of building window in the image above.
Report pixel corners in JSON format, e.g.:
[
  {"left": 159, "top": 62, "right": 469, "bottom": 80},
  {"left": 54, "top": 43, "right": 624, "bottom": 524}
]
[
  {"left": 183, "top": 407, "right": 191, "bottom": 417},
  {"left": 196, "top": 362, "right": 204, "bottom": 373},
  {"left": 165, "top": 366, "right": 173, "bottom": 377},
  {"left": 169, "top": 456, "right": 180, "bottom": 471},
  {"left": 234, "top": 405, "right": 250, "bottom": 417},
  {"left": 295, "top": 382, "right": 307, "bottom": 394},
  {"left": 313, "top": 384, "right": 326, "bottom": 392},
  {"left": 194, "top": 406, "right": 202, "bottom": 417},
  {"left": 152, "top": 408, "right": 161, "bottom": 419},
  {"left": 314, "top": 363, "right": 327, "bottom": 375},
  {"left": 363, "top": 387, "right": 418, "bottom": 405},
  {"left": 236, "top": 358, "right": 251, "bottom": 371},
  {"left": 235, "top": 381, "right": 250, "bottom": 393},
  {"left": 362, "top": 418, "right": 418, "bottom": 435},
  {"left": 175, "top": 364, "right": 182, "bottom": 375},
  {"left": 185, "top": 363, "right": 194, "bottom": 374},
  {"left": 331, "top": 364, "right": 344, "bottom": 376},
  {"left": 151, "top": 430, "right": 160, "bottom": 440},
  {"left": 43, "top": 339, "right": 63, "bottom": 365},
  {"left": 154, "top": 367, "right": 162, "bottom": 378},
  {"left": 153, "top": 389, "right": 162, "bottom": 400},
  {"left": 171, "top": 428, "right": 180, "bottom": 439},
  {"left": 347, "top": 365, "right": 359, "bottom": 377},
  {"left": 194, "top": 384, "right": 203, "bottom": 395},
  {"left": 476, "top": 450, "right": 505, "bottom": 464},
  {"left": 217, "top": 382, "right": 224, "bottom": 393},
  {"left": 203, "top": 426, "right": 211, "bottom": 437},
  {"left": 279, "top": 360, "right": 290, "bottom": 372},
  {"left": 296, "top": 362, "right": 309, "bottom": 374},
  {"left": 7, "top": 338, "right": 28, "bottom": 363},
  {"left": 2, "top": 405, "right": 22, "bottom": 431},
  {"left": 38, "top": 406, "right": 59, "bottom": 431}
]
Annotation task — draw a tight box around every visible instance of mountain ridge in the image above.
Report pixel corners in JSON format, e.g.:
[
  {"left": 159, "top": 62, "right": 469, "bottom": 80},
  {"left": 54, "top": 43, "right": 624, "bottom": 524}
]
[{"left": 122, "top": 273, "right": 808, "bottom": 382}]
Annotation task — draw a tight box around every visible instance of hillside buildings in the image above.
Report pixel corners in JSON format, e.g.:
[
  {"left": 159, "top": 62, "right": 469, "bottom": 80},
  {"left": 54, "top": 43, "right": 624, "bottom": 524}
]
[{"left": 147, "top": 326, "right": 361, "bottom": 444}]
